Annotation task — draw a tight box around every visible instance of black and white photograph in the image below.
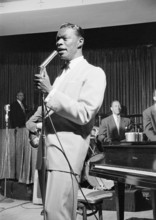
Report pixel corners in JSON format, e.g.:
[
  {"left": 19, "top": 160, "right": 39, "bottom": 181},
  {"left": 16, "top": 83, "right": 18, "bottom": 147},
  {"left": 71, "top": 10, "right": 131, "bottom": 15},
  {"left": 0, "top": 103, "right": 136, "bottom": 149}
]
[{"left": 0, "top": 0, "right": 156, "bottom": 220}]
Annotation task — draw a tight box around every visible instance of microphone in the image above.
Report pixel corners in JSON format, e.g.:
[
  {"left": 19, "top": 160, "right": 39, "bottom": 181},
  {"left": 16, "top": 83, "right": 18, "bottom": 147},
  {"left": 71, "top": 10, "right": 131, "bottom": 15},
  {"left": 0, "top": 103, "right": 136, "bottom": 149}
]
[
  {"left": 39, "top": 50, "right": 58, "bottom": 69},
  {"left": 4, "top": 104, "right": 10, "bottom": 112},
  {"left": 4, "top": 104, "right": 10, "bottom": 123}
]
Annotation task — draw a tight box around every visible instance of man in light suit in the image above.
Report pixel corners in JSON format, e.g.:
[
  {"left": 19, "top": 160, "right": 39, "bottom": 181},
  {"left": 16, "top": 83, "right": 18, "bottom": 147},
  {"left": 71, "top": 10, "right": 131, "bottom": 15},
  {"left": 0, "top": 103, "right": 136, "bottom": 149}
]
[
  {"left": 98, "top": 100, "right": 132, "bottom": 144},
  {"left": 26, "top": 23, "right": 106, "bottom": 220},
  {"left": 143, "top": 89, "right": 156, "bottom": 141}
]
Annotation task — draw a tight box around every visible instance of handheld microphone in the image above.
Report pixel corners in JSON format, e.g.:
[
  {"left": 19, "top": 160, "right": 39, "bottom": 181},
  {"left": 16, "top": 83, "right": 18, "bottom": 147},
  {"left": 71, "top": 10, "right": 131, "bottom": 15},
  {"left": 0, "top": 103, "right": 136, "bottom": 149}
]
[{"left": 39, "top": 50, "right": 58, "bottom": 69}]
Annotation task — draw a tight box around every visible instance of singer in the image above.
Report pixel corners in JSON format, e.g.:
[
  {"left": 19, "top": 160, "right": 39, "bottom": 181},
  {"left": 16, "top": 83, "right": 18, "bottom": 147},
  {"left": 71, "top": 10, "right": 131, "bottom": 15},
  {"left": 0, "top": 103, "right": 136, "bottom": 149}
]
[{"left": 26, "top": 23, "right": 106, "bottom": 220}]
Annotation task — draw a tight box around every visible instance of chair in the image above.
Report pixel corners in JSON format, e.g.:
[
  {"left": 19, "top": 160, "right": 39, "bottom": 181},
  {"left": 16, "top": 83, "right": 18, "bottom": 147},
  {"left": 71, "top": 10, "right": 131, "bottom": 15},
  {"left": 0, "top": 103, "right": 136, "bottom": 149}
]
[{"left": 77, "top": 188, "right": 112, "bottom": 220}]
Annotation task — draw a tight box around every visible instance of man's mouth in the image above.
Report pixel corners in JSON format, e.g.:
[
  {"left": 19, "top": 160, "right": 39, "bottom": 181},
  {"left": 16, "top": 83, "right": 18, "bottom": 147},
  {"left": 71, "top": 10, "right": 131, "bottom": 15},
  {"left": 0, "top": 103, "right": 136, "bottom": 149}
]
[{"left": 58, "top": 48, "right": 66, "bottom": 53}]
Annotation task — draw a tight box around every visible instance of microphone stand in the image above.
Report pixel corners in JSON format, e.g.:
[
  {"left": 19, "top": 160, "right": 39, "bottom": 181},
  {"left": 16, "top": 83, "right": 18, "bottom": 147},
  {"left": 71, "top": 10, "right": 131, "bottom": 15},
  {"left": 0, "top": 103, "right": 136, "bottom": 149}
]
[
  {"left": 4, "top": 109, "right": 10, "bottom": 198},
  {"left": 38, "top": 51, "right": 58, "bottom": 220},
  {"left": 38, "top": 67, "right": 47, "bottom": 220},
  {"left": 41, "top": 93, "right": 47, "bottom": 220},
  {"left": 1, "top": 105, "right": 13, "bottom": 203}
]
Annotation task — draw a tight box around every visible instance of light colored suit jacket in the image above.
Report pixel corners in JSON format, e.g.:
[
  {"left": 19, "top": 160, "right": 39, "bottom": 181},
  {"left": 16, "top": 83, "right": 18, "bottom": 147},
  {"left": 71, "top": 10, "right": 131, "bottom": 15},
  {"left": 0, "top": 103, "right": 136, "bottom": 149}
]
[
  {"left": 98, "top": 115, "right": 131, "bottom": 144},
  {"left": 143, "top": 105, "right": 156, "bottom": 141},
  {"left": 26, "top": 58, "right": 106, "bottom": 175}
]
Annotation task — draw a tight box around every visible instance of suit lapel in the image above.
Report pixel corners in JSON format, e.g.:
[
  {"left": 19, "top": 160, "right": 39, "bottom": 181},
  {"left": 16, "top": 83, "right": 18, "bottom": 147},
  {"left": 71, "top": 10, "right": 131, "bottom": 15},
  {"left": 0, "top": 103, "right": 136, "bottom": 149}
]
[
  {"left": 151, "top": 106, "right": 156, "bottom": 129},
  {"left": 120, "top": 118, "right": 124, "bottom": 129}
]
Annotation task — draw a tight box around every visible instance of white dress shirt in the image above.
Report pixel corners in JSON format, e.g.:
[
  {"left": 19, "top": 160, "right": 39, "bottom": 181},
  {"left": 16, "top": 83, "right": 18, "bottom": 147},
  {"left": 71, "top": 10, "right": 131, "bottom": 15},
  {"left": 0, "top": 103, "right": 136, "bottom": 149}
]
[
  {"left": 17, "top": 100, "right": 25, "bottom": 113},
  {"left": 113, "top": 114, "right": 120, "bottom": 133},
  {"left": 45, "top": 56, "right": 84, "bottom": 103}
]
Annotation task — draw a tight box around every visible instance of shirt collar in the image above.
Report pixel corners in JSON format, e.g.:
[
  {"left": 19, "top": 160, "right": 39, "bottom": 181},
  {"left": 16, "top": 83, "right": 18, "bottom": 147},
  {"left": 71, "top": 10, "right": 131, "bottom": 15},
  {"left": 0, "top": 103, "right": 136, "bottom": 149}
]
[
  {"left": 68, "top": 56, "right": 84, "bottom": 70},
  {"left": 113, "top": 113, "right": 120, "bottom": 119},
  {"left": 17, "top": 99, "right": 22, "bottom": 104}
]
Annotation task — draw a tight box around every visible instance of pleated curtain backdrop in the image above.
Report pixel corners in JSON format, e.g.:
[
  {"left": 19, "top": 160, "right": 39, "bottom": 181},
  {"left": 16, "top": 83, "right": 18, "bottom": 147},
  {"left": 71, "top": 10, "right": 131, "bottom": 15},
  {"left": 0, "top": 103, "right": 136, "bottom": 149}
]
[
  {"left": 0, "top": 46, "right": 156, "bottom": 128},
  {"left": 84, "top": 46, "right": 156, "bottom": 116}
]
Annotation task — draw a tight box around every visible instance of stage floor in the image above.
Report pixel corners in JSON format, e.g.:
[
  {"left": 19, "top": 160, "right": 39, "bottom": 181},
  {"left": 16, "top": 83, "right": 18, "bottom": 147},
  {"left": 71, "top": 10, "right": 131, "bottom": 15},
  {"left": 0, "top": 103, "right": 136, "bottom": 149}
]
[{"left": 0, "top": 194, "right": 153, "bottom": 220}]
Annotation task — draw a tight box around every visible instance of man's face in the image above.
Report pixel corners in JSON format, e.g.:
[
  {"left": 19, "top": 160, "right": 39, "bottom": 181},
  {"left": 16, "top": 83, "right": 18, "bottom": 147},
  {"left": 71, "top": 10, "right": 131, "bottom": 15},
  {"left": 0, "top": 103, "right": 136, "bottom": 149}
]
[
  {"left": 56, "top": 27, "right": 83, "bottom": 61},
  {"left": 111, "top": 101, "right": 121, "bottom": 115},
  {"left": 17, "top": 92, "right": 24, "bottom": 102}
]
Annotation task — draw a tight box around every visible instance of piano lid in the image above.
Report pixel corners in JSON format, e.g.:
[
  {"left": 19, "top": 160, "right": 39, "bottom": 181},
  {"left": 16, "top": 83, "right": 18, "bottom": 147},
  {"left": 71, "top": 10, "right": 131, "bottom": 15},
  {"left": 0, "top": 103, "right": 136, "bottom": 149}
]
[{"left": 99, "top": 143, "right": 156, "bottom": 172}]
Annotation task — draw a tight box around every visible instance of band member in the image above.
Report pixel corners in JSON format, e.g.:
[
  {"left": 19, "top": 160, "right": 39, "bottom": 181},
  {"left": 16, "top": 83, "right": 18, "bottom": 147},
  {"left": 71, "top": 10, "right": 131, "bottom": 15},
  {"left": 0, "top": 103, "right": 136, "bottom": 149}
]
[
  {"left": 10, "top": 91, "right": 27, "bottom": 128},
  {"left": 143, "top": 88, "right": 156, "bottom": 141},
  {"left": 98, "top": 100, "right": 132, "bottom": 144}
]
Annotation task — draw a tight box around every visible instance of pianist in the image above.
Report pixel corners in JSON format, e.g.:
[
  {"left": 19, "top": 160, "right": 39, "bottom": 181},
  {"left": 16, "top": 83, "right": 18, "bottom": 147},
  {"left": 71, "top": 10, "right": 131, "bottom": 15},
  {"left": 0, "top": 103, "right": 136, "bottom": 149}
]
[
  {"left": 97, "top": 100, "right": 132, "bottom": 145},
  {"left": 143, "top": 88, "right": 156, "bottom": 141}
]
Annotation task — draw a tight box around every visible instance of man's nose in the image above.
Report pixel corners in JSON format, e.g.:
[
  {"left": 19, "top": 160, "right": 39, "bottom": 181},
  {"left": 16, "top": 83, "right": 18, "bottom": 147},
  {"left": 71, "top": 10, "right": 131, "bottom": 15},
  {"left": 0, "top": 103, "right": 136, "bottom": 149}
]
[{"left": 56, "top": 39, "right": 63, "bottom": 46}]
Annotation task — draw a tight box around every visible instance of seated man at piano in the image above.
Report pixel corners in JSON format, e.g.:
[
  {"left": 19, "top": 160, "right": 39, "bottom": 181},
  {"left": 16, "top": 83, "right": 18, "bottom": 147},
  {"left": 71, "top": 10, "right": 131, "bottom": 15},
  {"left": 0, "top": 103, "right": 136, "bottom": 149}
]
[
  {"left": 97, "top": 100, "right": 132, "bottom": 144},
  {"left": 143, "top": 88, "right": 156, "bottom": 141}
]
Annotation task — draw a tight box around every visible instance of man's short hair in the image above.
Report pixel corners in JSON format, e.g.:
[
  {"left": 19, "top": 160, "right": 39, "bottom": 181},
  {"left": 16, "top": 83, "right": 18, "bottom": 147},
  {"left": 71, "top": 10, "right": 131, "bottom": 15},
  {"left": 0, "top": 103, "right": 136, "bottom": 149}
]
[
  {"left": 16, "top": 90, "right": 24, "bottom": 95},
  {"left": 59, "top": 22, "right": 84, "bottom": 38},
  {"left": 16, "top": 91, "right": 24, "bottom": 98},
  {"left": 111, "top": 100, "right": 120, "bottom": 107}
]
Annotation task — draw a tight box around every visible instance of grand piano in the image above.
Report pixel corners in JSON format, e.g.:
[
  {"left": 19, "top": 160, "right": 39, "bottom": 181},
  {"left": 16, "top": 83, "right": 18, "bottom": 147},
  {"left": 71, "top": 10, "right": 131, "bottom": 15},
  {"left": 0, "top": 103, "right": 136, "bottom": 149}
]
[{"left": 89, "top": 142, "right": 156, "bottom": 220}]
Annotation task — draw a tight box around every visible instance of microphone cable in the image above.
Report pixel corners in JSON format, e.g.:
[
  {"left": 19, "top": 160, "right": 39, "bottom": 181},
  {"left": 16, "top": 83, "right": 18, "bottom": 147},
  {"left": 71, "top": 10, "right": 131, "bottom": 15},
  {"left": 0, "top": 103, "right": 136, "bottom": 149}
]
[{"left": 44, "top": 104, "right": 99, "bottom": 220}]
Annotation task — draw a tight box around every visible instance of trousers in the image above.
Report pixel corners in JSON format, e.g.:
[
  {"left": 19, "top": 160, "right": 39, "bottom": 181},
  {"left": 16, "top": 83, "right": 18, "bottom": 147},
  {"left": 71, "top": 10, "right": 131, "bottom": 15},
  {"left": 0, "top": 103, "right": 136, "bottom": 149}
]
[{"left": 45, "top": 170, "right": 79, "bottom": 220}]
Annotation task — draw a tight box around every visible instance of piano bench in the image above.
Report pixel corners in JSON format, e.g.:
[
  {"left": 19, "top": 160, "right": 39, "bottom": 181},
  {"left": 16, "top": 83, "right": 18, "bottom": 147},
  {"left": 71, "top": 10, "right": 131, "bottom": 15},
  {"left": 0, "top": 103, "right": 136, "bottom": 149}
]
[{"left": 77, "top": 188, "right": 112, "bottom": 220}]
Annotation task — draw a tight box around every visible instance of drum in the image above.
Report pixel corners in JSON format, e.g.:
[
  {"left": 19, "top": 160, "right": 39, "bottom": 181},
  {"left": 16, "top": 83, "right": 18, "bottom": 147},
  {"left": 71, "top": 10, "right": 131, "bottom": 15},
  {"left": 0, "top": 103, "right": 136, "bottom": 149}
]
[
  {"left": 85, "top": 153, "right": 114, "bottom": 190},
  {"left": 125, "top": 132, "right": 143, "bottom": 142},
  {"left": 90, "top": 126, "right": 99, "bottom": 139}
]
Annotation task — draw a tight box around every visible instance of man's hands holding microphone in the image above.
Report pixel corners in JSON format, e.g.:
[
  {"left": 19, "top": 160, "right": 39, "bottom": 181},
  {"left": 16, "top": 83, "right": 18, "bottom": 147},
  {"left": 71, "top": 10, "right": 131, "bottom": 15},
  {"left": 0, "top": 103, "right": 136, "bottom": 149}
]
[{"left": 34, "top": 68, "right": 53, "bottom": 94}]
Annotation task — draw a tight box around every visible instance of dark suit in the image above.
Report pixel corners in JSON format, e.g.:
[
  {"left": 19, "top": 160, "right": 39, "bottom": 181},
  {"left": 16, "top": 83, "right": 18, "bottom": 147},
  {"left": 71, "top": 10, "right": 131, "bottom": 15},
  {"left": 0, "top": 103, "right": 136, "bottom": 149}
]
[
  {"left": 98, "top": 115, "right": 131, "bottom": 144},
  {"left": 143, "top": 105, "right": 156, "bottom": 141},
  {"left": 10, "top": 100, "right": 26, "bottom": 128}
]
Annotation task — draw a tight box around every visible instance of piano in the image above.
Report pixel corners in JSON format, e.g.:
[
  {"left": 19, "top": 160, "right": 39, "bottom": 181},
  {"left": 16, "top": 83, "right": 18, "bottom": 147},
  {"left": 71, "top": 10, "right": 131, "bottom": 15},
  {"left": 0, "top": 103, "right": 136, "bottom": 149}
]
[{"left": 89, "top": 142, "right": 156, "bottom": 220}]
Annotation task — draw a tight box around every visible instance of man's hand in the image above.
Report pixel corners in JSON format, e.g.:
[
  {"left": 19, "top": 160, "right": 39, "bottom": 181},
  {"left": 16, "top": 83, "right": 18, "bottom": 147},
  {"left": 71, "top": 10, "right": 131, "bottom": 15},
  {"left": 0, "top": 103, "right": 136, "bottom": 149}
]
[
  {"left": 29, "top": 134, "right": 40, "bottom": 148},
  {"left": 36, "top": 122, "right": 42, "bottom": 130},
  {"left": 34, "top": 68, "right": 53, "bottom": 94}
]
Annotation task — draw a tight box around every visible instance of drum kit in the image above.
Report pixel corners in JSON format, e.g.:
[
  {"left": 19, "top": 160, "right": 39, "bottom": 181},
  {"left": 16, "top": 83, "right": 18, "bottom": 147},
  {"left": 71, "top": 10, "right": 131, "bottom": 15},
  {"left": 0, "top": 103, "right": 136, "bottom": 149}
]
[
  {"left": 82, "top": 126, "right": 114, "bottom": 191},
  {"left": 82, "top": 113, "right": 143, "bottom": 190}
]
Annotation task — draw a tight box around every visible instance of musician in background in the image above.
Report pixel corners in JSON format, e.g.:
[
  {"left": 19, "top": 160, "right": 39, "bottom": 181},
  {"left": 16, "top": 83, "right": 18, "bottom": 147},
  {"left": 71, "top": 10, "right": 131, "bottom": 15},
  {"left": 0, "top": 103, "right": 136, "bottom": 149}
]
[
  {"left": 10, "top": 91, "right": 27, "bottom": 128},
  {"left": 98, "top": 100, "right": 132, "bottom": 144},
  {"left": 143, "top": 89, "right": 156, "bottom": 141}
]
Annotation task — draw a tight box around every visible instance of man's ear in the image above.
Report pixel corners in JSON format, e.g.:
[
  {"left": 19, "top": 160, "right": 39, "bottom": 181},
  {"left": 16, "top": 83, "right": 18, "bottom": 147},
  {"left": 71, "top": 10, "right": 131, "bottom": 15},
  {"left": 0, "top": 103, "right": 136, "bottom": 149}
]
[
  {"left": 153, "top": 96, "right": 156, "bottom": 102},
  {"left": 78, "top": 37, "right": 84, "bottom": 49}
]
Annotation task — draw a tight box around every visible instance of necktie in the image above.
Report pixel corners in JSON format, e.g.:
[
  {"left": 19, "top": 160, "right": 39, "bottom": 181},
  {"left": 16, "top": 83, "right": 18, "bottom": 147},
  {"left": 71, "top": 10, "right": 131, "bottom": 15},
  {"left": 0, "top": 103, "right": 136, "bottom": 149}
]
[
  {"left": 116, "top": 116, "right": 120, "bottom": 133},
  {"left": 62, "top": 62, "right": 70, "bottom": 72}
]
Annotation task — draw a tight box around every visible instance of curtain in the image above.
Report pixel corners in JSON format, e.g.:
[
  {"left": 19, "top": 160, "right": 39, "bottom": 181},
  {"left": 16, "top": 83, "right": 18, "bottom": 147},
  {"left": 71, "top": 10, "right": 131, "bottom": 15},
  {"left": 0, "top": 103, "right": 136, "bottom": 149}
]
[
  {"left": 0, "top": 45, "right": 156, "bottom": 128},
  {"left": 84, "top": 46, "right": 156, "bottom": 116}
]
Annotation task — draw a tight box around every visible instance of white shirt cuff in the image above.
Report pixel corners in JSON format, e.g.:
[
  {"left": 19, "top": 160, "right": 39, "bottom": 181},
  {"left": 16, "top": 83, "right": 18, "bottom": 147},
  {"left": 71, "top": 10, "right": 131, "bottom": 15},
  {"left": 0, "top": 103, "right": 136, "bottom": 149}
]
[{"left": 45, "top": 88, "right": 57, "bottom": 103}]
